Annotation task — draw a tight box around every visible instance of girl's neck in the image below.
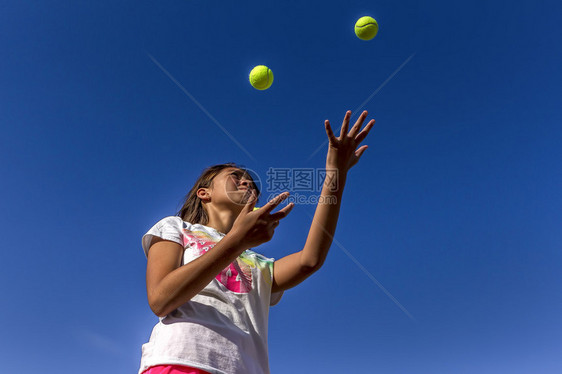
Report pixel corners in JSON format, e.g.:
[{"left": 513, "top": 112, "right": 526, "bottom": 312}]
[{"left": 205, "top": 209, "right": 238, "bottom": 235}]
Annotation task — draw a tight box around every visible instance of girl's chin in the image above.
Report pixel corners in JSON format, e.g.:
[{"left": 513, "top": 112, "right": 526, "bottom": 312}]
[{"left": 226, "top": 192, "right": 252, "bottom": 205}]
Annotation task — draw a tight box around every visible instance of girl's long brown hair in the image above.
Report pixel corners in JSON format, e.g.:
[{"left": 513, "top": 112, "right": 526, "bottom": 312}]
[{"left": 176, "top": 163, "right": 261, "bottom": 225}]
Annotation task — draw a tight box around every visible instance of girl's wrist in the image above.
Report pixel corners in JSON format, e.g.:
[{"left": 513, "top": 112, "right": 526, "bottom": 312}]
[
  {"left": 320, "top": 166, "right": 347, "bottom": 195},
  {"left": 324, "top": 164, "right": 347, "bottom": 180},
  {"left": 222, "top": 230, "right": 248, "bottom": 254},
  {"left": 325, "top": 162, "right": 348, "bottom": 173}
]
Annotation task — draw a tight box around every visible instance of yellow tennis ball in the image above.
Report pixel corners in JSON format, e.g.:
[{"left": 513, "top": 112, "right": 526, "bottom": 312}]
[
  {"left": 354, "top": 16, "right": 378, "bottom": 40},
  {"left": 249, "top": 65, "right": 273, "bottom": 90},
  {"left": 253, "top": 207, "right": 260, "bottom": 211}
]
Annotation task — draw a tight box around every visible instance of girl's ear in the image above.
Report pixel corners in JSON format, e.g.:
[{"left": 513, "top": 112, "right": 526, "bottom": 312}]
[{"left": 197, "top": 187, "right": 211, "bottom": 202}]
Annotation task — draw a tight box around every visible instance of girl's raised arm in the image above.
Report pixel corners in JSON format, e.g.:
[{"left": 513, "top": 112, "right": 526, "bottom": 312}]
[{"left": 272, "top": 110, "right": 374, "bottom": 292}]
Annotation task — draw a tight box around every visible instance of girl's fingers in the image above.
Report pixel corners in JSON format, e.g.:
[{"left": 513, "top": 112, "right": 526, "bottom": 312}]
[
  {"left": 261, "top": 192, "right": 289, "bottom": 214},
  {"left": 349, "top": 145, "right": 369, "bottom": 168},
  {"left": 325, "top": 120, "right": 337, "bottom": 145},
  {"left": 339, "top": 110, "right": 351, "bottom": 139},
  {"left": 269, "top": 202, "right": 294, "bottom": 221},
  {"left": 355, "top": 119, "right": 375, "bottom": 144},
  {"left": 355, "top": 145, "right": 369, "bottom": 159},
  {"left": 348, "top": 111, "right": 368, "bottom": 138}
]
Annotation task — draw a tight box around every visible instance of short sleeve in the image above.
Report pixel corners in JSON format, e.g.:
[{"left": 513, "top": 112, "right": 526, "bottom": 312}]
[{"left": 142, "top": 216, "right": 185, "bottom": 257}]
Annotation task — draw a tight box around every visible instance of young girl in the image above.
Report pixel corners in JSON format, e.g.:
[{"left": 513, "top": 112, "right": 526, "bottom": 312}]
[{"left": 139, "top": 110, "right": 374, "bottom": 374}]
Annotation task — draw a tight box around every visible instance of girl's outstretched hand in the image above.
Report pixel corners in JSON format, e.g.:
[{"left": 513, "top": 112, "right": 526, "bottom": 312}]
[
  {"left": 325, "top": 110, "right": 375, "bottom": 172},
  {"left": 230, "top": 190, "right": 294, "bottom": 249}
]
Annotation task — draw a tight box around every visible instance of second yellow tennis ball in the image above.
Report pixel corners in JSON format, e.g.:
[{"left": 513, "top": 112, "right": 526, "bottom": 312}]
[
  {"left": 249, "top": 65, "right": 273, "bottom": 90},
  {"left": 354, "top": 16, "right": 378, "bottom": 40}
]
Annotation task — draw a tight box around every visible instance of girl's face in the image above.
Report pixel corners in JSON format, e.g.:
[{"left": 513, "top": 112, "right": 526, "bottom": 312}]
[{"left": 208, "top": 167, "right": 256, "bottom": 207}]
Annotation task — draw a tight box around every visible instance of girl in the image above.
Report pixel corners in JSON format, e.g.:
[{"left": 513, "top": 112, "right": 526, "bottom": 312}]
[{"left": 139, "top": 110, "right": 374, "bottom": 374}]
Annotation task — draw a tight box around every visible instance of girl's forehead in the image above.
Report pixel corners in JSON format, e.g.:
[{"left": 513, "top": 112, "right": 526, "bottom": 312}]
[
  {"left": 218, "top": 168, "right": 256, "bottom": 184},
  {"left": 221, "top": 167, "right": 246, "bottom": 176}
]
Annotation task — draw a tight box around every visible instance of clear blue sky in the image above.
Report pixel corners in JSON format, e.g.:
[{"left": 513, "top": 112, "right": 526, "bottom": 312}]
[{"left": 1, "top": 1, "right": 561, "bottom": 373}]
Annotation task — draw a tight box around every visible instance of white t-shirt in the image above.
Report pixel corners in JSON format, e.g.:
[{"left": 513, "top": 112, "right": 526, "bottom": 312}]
[{"left": 138, "top": 216, "right": 283, "bottom": 374}]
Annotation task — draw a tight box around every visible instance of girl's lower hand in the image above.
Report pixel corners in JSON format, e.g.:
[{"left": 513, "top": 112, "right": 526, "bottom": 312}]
[
  {"left": 325, "top": 110, "right": 375, "bottom": 172},
  {"left": 229, "top": 191, "right": 294, "bottom": 249}
]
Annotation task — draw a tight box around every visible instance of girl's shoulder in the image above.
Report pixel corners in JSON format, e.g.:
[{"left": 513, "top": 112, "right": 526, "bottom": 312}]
[
  {"left": 142, "top": 216, "right": 185, "bottom": 257},
  {"left": 151, "top": 216, "right": 203, "bottom": 233},
  {"left": 153, "top": 215, "right": 184, "bottom": 228},
  {"left": 158, "top": 218, "right": 226, "bottom": 242}
]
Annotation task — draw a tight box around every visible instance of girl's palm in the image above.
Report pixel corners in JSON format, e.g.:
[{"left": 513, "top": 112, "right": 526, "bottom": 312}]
[{"left": 325, "top": 110, "right": 375, "bottom": 171}]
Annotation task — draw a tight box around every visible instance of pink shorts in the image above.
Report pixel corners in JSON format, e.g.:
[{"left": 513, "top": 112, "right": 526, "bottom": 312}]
[{"left": 142, "top": 365, "right": 210, "bottom": 374}]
